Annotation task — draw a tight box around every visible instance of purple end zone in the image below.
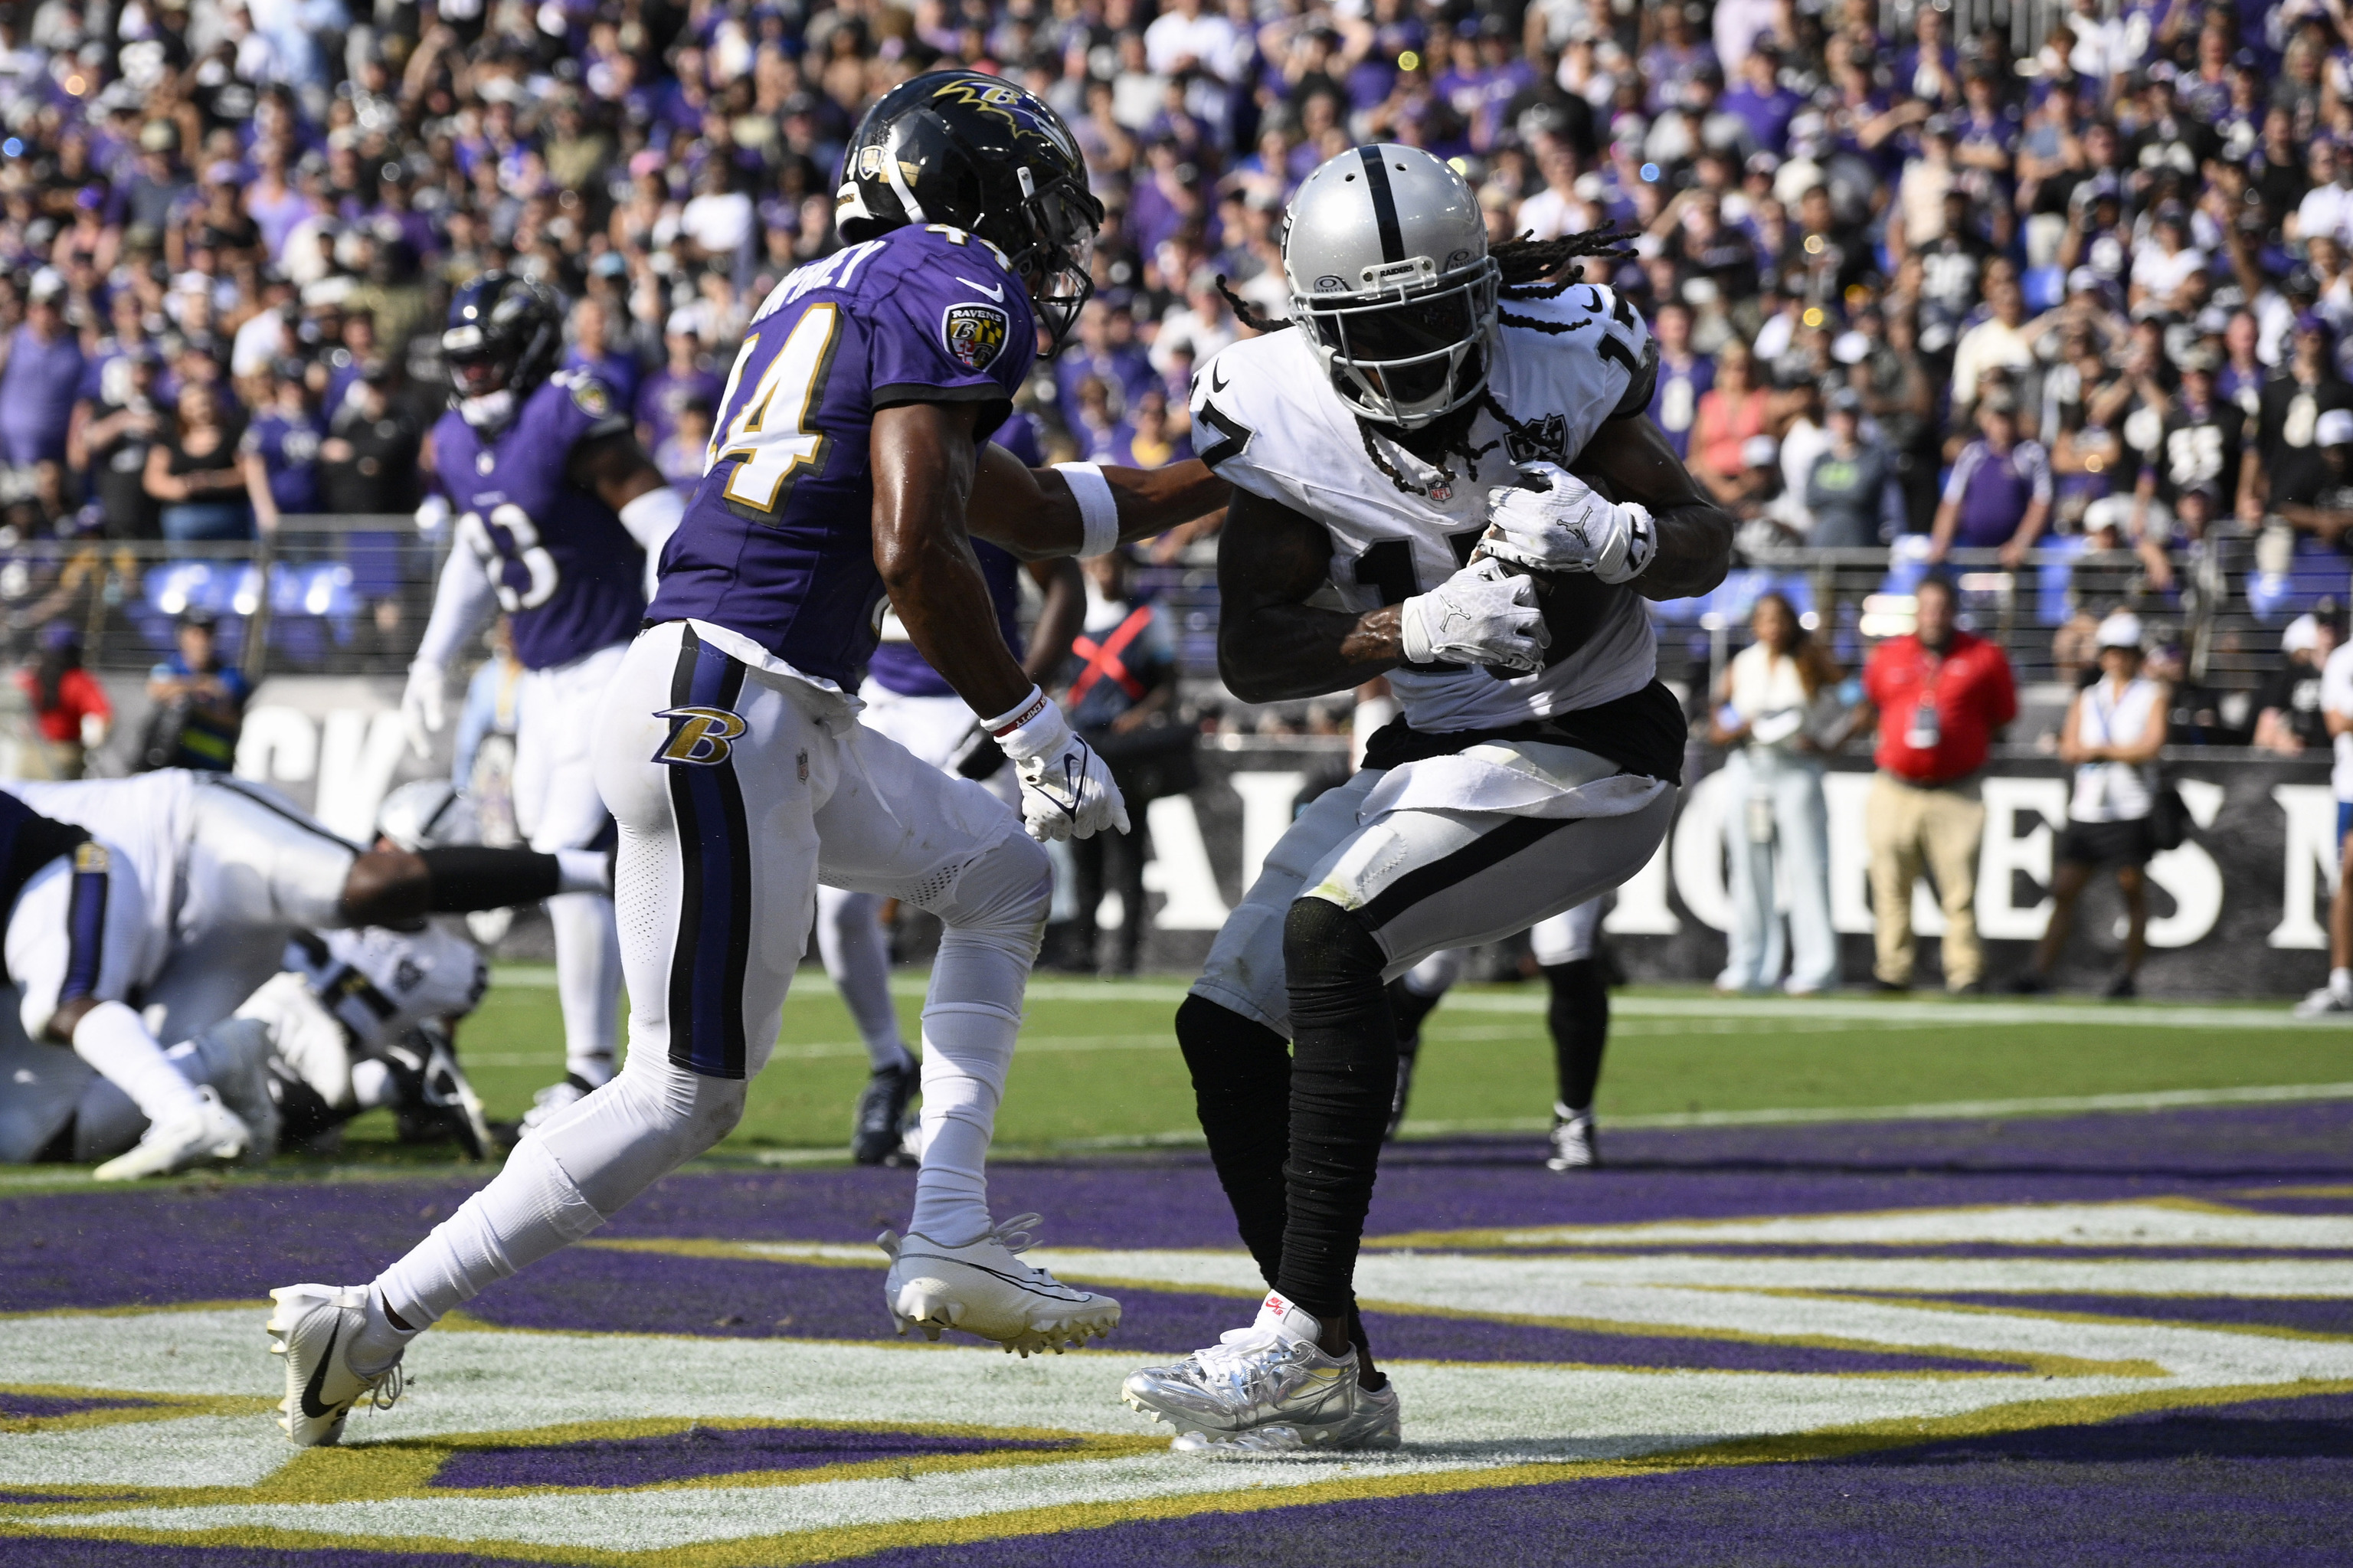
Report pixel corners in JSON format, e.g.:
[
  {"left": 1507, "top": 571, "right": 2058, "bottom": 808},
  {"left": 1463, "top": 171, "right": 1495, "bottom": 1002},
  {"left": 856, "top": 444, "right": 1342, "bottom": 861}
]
[
  {"left": 430, "top": 1424, "right": 1074, "bottom": 1489},
  {"left": 0, "top": 1395, "right": 156, "bottom": 1419},
  {"left": 0, "top": 1546, "right": 545, "bottom": 1567},
  {"left": 841, "top": 1391, "right": 2353, "bottom": 1568},
  {"left": 454, "top": 1248, "right": 2007, "bottom": 1373},
  {"left": 0, "top": 1101, "right": 2343, "bottom": 1317}
]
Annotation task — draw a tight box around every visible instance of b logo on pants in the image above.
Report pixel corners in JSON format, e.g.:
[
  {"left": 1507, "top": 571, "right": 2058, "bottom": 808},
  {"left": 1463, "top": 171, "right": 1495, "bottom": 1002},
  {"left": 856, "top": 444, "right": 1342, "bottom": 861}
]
[{"left": 653, "top": 705, "right": 748, "bottom": 767}]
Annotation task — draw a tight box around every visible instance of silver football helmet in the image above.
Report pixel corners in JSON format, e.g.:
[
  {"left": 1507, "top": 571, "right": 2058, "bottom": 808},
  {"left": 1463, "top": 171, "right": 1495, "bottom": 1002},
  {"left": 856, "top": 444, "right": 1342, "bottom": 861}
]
[
  {"left": 376, "top": 780, "right": 479, "bottom": 853},
  {"left": 1283, "top": 145, "right": 1498, "bottom": 427}
]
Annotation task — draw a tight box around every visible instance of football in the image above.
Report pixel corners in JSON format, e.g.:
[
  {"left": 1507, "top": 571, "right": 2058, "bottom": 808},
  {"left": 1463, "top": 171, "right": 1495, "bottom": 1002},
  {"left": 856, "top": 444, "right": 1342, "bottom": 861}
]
[{"left": 1481, "top": 463, "right": 1627, "bottom": 675}]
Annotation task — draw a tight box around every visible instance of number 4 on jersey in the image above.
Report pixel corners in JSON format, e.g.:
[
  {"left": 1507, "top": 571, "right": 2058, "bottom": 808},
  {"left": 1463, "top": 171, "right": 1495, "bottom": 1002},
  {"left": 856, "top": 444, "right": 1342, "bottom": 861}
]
[{"left": 711, "top": 303, "right": 840, "bottom": 512}]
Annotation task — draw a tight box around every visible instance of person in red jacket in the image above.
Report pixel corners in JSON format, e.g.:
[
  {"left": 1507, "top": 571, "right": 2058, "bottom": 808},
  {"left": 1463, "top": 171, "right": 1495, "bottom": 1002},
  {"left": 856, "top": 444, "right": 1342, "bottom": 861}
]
[
  {"left": 1855, "top": 575, "right": 2018, "bottom": 992},
  {"left": 18, "top": 622, "right": 110, "bottom": 778}
]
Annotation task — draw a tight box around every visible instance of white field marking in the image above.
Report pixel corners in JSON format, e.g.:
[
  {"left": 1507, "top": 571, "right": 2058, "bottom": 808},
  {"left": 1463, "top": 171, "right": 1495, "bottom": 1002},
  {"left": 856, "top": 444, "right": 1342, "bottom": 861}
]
[
  {"left": 0, "top": 1417, "right": 284, "bottom": 1491},
  {"left": 1418, "top": 1202, "right": 2353, "bottom": 1252},
  {"left": 1016, "top": 1247, "right": 2353, "bottom": 1382},
  {"left": 21, "top": 1304, "right": 2353, "bottom": 1551}
]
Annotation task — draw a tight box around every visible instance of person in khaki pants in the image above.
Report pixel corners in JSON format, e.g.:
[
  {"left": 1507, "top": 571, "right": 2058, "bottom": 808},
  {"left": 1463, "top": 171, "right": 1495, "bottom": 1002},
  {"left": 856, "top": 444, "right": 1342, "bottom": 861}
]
[{"left": 1855, "top": 576, "right": 2018, "bottom": 992}]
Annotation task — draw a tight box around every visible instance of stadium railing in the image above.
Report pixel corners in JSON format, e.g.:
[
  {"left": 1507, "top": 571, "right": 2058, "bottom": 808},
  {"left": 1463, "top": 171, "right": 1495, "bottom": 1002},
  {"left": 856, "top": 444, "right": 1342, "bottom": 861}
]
[{"left": 1, "top": 516, "right": 439, "bottom": 682}]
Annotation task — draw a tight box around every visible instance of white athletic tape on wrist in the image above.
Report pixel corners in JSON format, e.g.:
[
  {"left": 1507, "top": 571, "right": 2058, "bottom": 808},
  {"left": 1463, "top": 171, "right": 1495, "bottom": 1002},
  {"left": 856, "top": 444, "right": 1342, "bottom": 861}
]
[
  {"left": 981, "top": 685, "right": 1051, "bottom": 739},
  {"left": 1053, "top": 462, "right": 1119, "bottom": 559}
]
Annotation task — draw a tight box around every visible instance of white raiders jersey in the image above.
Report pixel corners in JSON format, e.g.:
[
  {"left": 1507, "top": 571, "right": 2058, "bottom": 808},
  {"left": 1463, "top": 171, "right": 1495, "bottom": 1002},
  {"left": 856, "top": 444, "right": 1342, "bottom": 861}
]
[
  {"left": 284, "top": 925, "right": 489, "bottom": 1049},
  {"left": 11, "top": 773, "right": 192, "bottom": 974},
  {"left": 1193, "top": 282, "right": 1659, "bottom": 733}
]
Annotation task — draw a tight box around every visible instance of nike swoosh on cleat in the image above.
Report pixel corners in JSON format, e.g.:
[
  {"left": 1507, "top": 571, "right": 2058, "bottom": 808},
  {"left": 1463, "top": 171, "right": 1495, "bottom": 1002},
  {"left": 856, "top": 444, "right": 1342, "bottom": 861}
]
[
  {"left": 957, "top": 277, "right": 1006, "bottom": 301},
  {"left": 299, "top": 1321, "right": 342, "bottom": 1419}
]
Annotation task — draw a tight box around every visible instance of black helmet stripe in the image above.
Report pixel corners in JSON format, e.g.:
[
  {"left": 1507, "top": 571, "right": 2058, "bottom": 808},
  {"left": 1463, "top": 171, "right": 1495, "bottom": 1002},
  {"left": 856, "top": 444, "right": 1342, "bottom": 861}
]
[{"left": 1357, "top": 146, "right": 1406, "bottom": 266}]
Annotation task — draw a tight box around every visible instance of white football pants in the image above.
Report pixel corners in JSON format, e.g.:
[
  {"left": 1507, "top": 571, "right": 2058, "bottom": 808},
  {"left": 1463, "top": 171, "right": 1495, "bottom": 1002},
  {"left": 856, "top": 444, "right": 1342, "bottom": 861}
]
[
  {"left": 372, "top": 621, "right": 1051, "bottom": 1333},
  {"left": 513, "top": 641, "right": 628, "bottom": 1088}
]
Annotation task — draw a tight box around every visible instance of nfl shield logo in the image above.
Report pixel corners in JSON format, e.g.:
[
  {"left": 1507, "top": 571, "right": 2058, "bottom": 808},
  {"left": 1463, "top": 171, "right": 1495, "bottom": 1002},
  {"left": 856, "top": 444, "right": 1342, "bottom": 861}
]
[
  {"left": 943, "top": 303, "right": 1010, "bottom": 373},
  {"left": 1429, "top": 481, "right": 1454, "bottom": 502}
]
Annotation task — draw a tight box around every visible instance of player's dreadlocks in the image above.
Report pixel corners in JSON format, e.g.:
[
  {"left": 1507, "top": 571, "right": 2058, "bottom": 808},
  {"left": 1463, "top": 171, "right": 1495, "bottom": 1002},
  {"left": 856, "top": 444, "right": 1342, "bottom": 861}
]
[{"left": 1212, "top": 225, "right": 1638, "bottom": 499}]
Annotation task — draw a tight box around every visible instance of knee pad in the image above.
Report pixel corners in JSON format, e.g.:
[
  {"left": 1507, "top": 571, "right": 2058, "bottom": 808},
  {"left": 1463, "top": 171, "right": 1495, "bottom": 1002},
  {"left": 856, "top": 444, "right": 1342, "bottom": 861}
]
[
  {"left": 1284, "top": 896, "right": 1386, "bottom": 994},
  {"left": 932, "top": 831, "right": 1051, "bottom": 940},
  {"left": 1175, "top": 994, "right": 1291, "bottom": 1088}
]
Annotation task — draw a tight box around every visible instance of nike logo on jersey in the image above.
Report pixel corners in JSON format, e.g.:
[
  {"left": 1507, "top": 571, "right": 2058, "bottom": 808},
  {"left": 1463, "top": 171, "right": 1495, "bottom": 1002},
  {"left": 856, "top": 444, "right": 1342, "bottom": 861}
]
[
  {"left": 653, "top": 705, "right": 748, "bottom": 767},
  {"left": 956, "top": 277, "right": 1006, "bottom": 301},
  {"left": 300, "top": 1322, "right": 342, "bottom": 1419},
  {"left": 1210, "top": 365, "right": 1230, "bottom": 394}
]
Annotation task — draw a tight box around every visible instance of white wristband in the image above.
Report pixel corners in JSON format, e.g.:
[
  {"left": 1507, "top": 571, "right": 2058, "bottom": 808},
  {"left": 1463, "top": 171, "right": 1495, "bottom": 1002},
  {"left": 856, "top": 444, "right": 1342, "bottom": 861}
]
[
  {"left": 980, "top": 684, "right": 1052, "bottom": 737},
  {"left": 1054, "top": 461, "right": 1119, "bottom": 558}
]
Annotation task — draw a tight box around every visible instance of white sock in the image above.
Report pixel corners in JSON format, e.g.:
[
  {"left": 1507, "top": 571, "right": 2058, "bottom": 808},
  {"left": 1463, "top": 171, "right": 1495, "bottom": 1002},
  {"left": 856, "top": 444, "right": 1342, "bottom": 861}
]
[
  {"left": 2332, "top": 967, "right": 2351, "bottom": 1000},
  {"left": 348, "top": 1287, "right": 421, "bottom": 1377},
  {"left": 69, "top": 1000, "right": 206, "bottom": 1128},
  {"left": 371, "top": 1134, "right": 607, "bottom": 1333},
  {"left": 908, "top": 998, "right": 1015, "bottom": 1246},
  {"left": 548, "top": 891, "right": 621, "bottom": 1085},
  {"left": 350, "top": 1058, "right": 395, "bottom": 1111},
  {"left": 817, "top": 886, "right": 911, "bottom": 1071},
  {"left": 553, "top": 849, "right": 610, "bottom": 895}
]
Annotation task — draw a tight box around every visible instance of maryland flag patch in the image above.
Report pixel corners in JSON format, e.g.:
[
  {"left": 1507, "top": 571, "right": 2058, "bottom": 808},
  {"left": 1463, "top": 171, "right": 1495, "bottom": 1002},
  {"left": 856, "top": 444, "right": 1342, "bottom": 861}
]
[
  {"left": 943, "top": 302, "right": 1010, "bottom": 373},
  {"left": 569, "top": 376, "right": 614, "bottom": 420}
]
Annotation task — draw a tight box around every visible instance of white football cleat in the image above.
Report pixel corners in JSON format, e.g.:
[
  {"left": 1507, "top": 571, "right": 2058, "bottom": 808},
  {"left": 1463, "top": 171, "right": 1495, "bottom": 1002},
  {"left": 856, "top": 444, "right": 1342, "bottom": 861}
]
[
  {"left": 879, "top": 1213, "right": 1120, "bottom": 1356},
  {"left": 264, "top": 1285, "right": 406, "bottom": 1447},
  {"left": 517, "top": 1072, "right": 595, "bottom": 1134},
  {"left": 1546, "top": 1105, "right": 1599, "bottom": 1171},
  {"left": 1122, "top": 1291, "right": 1403, "bottom": 1454},
  {"left": 92, "top": 1087, "right": 250, "bottom": 1180},
  {"left": 196, "top": 1018, "right": 283, "bottom": 1164},
  {"left": 2294, "top": 986, "right": 2353, "bottom": 1019}
]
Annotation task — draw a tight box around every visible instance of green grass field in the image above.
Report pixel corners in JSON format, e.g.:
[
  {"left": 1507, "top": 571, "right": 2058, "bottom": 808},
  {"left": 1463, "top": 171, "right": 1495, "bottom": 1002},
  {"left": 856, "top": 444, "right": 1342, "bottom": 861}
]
[{"left": 316, "top": 968, "right": 2353, "bottom": 1164}]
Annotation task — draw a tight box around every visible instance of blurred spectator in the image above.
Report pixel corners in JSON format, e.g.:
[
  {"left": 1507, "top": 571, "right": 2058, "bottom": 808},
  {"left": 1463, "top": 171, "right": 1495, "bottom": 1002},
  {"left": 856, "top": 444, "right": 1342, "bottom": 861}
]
[
  {"left": 1049, "top": 549, "right": 1180, "bottom": 977},
  {"left": 655, "top": 398, "right": 715, "bottom": 491},
  {"left": 241, "top": 367, "right": 321, "bottom": 526},
  {"left": 637, "top": 314, "right": 725, "bottom": 458},
  {"left": 142, "top": 609, "right": 248, "bottom": 773},
  {"left": 144, "top": 380, "right": 256, "bottom": 547},
  {"left": 1649, "top": 300, "right": 1712, "bottom": 462},
  {"left": 316, "top": 365, "right": 422, "bottom": 516},
  {"left": 561, "top": 297, "right": 640, "bottom": 413},
  {"left": 2247, "top": 317, "right": 2353, "bottom": 519},
  {"left": 1857, "top": 576, "right": 2018, "bottom": 994},
  {"left": 2296, "top": 627, "right": 2353, "bottom": 1016},
  {"left": 0, "top": 273, "right": 84, "bottom": 480},
  {"left": 1707, "top": 594, "right": 1842, "bottom": 997},
  {"left": 1928, "top": 389, "right": 2052, "bottom": 566},
  {"left": 1690, "top": 342, "right": 1771, "bottom": 512},
  {"left": 2017, "top": 614, "right": 2167, "bottom": 999},
  {"left": 2255, "top": 611, "right": 2340, "bottom": 755},
  {"left": 70, "top": 345, "right": 165, "bottom": 541},
  {"left": 2276, "top": 408, "right": 2353, "bottom": 546},
  {"left": 454, "top": 617, "right": 525, "bottom": 802},
  {"left": 1805, "top": 388, "right": 1892, "bottom": 548},
  {"left": 19, "top": 622, "right": 110, "bottom": 779}
]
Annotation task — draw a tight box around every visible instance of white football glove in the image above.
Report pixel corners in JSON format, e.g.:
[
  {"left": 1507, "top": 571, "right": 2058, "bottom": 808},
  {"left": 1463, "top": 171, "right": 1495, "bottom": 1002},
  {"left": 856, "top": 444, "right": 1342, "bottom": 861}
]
[
  {"left": 1481, "top": 461, "right": 1657, "bottom": 584},
  {"left": 401, "top": 661, "right": 447, "bottom": 761},
  {"left": 988, "top": 688, "right": 1131, "bottom": 842},
  {"left": 1398, "top": 555, "right": 1550, "bottom": 673}
]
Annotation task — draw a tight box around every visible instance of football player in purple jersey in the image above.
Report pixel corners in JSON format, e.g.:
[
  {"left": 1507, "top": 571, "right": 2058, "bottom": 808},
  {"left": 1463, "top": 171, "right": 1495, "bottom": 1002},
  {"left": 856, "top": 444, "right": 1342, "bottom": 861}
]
[
  {"left": 824, "top": 410, "right": 1086, "bottom": 1166},
  {"left": 268, "top": 73, "right": 1232, "bottom": 1446},
  {"left": 398, "top": 273, "right": 684, "bottom": 1132}
]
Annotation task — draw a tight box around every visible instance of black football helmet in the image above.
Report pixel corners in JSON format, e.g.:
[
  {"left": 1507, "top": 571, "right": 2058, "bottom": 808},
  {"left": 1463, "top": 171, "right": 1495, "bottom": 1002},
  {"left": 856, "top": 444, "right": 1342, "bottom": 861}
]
[
  {"left": 836, "top": 70, "right": 1103, "bottom": 352},
  {"left": 441, "top": 272, "right": 563, "bottom": 404}
]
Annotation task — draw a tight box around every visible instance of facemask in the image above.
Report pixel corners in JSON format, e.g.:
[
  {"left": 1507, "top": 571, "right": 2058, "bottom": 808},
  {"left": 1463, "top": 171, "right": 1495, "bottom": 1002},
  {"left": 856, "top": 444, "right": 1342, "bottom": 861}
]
[{"left": 459, "top": 388, "right": 515, "bottom": 430}]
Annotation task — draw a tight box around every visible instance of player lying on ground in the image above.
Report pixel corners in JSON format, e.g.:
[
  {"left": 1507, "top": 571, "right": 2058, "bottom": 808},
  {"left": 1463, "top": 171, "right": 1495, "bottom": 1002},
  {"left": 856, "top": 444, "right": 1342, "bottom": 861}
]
[
  {"left": 265, "top": 72, "right": 1227, "bottom": 1449},
  {"left": 2, "top": 772, "right": 604, "bottom": 1176},
  {"left": 1118, "top": 145, "right": 1733, "bottom": 1453},
  {"left": 1386, "top": 895, "right": 1614, "bottom": 1170}
]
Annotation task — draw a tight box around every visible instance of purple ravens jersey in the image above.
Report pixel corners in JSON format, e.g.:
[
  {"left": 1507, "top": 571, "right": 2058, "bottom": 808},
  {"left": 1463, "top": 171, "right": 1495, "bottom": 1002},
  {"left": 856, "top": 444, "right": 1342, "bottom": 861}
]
[
  {"left": 866, "top": 411, "right": 1041, "bottom": 699},
  {"left": 648, "top": 224, "right": 1036, "bottom": 690},
  {"left": 430, "top": 372, "right": 647, "bottom": 672}
]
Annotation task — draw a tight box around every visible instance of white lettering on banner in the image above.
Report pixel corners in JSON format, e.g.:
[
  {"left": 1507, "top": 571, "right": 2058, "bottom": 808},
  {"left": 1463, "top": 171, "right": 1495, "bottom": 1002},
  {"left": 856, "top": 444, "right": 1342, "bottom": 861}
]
[
  {"left": 2269, "top": 784, "right": 2340, "bottom": 949},
  {"left": 316, "top": 709, "right": 411, "bottom": 842},
  {"left": 1141, "top": 794, "right": 1232, "bottom": 930},
  {"left": 1977, "top": 777, "right": 2067, "bottom": 941},
  {"left": 1603, "top": 833, "right": 1680, "bottom": 935},
  {"left": 1670, "top": 767, "right": 1733, "bottom": 931},
  {"left": 234, "top": 705, "right": 319, "bottom": 784},
  {"left": 2141, "top": 781, "right": 2226, "bottom": 948},
  {"left": 1229, "top": 771, "right": 1307, "bottom": 892},
  {"left": 1822, "top": 771, "right": 1876, "bottom": 934}
]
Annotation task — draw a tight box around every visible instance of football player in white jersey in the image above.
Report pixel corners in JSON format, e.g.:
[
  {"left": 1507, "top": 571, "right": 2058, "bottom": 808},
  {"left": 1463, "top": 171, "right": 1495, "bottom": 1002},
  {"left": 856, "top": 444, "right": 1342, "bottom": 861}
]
[{"left": 1119, "top": 146, "right": 1733, "bottom": 1453}]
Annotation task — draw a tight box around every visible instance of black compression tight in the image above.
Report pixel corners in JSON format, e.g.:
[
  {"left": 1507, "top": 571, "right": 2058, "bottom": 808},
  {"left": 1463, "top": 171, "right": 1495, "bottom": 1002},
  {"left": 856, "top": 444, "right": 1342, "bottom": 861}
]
[{"left": 1545, "top": 958, "right": 1609, "bottom": 1111}]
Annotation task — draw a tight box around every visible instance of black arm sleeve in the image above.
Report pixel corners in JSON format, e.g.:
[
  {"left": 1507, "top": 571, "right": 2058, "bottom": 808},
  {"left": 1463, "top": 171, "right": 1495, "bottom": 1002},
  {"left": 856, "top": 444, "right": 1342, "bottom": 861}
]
[{"left": 419, "top": 847, "right": 563, "bottom": 912}]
